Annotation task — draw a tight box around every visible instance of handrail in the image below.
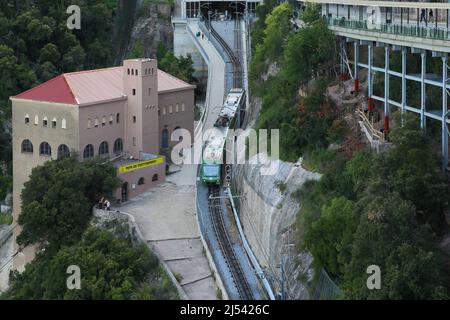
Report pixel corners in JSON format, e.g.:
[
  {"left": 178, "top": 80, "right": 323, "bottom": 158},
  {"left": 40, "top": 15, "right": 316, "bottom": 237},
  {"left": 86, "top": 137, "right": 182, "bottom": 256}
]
[
  {"left": 325, "top": 16, "right": 450, "bottom": 41},
  {"left": 356, "top": 109, "right": 385, "bottom": 141}
]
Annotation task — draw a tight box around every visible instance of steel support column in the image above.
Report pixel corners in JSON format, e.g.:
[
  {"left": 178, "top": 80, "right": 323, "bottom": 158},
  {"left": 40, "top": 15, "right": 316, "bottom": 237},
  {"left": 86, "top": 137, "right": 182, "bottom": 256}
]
[
  {"left": 401, "top": 48, "right": 407, "bottom": 113},
  {"left": 384, "top": 46, "right": 390, "bottom": 130},
  {"left": 368, "top": 43, "right": 374, "bottom": 111},
  {"left": 442, "top": 55, "right": 449, "bottom": 170},
  {"left": 354, "top": 41, "right": 359, "bottom": 94},
  {"left": 421, "top": 52, "right": 426, "bottom": 129}
]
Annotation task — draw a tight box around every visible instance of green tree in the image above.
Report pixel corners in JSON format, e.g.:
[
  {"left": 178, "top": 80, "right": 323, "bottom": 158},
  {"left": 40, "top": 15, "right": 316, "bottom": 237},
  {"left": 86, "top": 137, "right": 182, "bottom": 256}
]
[
  {"left": 17, "top": 156, "right": 120, "bottom": 249},
  {"left": 343, "top": 194, "right": 448, "bottom": 299},
  {"left": 305, "top": 196, "right": 357, "bottom": 276},
  {"left": 3, "top": 228, "right": 178, "bottom": 300},
  {"left": 371, "top": 112, "right": 449, "bottom": 232}
]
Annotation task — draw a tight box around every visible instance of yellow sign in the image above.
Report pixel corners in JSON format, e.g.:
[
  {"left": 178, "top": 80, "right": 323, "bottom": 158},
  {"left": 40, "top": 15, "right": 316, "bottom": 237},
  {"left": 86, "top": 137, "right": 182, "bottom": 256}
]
[{"left": 118, "top": 157, "right": 164, "bottom": 174}]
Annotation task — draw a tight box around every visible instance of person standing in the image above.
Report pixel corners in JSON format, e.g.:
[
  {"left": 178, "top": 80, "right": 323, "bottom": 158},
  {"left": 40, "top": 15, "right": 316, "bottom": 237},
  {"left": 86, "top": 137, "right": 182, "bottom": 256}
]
[
  {"left": 429, "top": 9, "right": 434, "bottom": 24},
  {"left": 420, "top": 8, "right": 427, "bottom": 26}
]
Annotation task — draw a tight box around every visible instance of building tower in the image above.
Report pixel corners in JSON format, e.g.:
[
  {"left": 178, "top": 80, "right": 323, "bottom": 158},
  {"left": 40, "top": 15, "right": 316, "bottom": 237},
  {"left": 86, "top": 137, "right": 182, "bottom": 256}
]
[{"left": 123, "top": 59, "right": 159, "bottom": 158}]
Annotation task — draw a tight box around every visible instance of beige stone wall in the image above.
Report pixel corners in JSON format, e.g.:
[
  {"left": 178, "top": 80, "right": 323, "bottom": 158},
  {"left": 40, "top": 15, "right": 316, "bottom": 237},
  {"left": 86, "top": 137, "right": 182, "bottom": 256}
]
[
  {"left": 159, "top": 88, "right": 195, "bottom": 149},
  {"left": 115, "top": 161, "right": 166, "bottom": 202},
  {"left": 11, "top": 98, "right": 79, "bottom": 270},
  {"left": 78, "top": 100, "right": 126, "bottom": 159}
]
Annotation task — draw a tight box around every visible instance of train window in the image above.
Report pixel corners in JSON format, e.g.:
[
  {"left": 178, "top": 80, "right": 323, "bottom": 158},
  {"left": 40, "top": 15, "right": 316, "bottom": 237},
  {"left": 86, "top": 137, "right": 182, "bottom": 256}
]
[{"left": 203, "top": 165, "right": 220, "bottom": 177}]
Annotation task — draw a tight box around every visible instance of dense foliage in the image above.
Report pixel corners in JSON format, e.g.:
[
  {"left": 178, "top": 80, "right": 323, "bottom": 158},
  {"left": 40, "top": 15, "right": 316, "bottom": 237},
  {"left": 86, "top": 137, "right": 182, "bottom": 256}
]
[
  {"left": 3, "top": 227, "right": 178, "bottom": 300},
  {"left": 298, "top": 113, "right": 450, "bottom": 299},
  {"left": 156, "top": 43, "right": 197, "bottom": 85},
  {"left": 250, "top": 3, "right": 338, "bottom": 161},
  {"left": 4, "top": 155, "right": 178, "bottom": 300},
  {"left": 18, "top": 156, "right": 121, "bottom": 249},
  {"left": 0, "top": 0, "right": 119, "bottom": 108}
]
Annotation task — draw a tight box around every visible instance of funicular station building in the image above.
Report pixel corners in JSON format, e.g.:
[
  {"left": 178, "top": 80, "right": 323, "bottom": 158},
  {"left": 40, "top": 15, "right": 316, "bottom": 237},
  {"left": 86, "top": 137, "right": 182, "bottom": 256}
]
[
  {"left": 10, "top": 59, "right": 195, "bottom": 268},
  {"left": 298, "top": 0, "right": 450, "bottom": 171}
]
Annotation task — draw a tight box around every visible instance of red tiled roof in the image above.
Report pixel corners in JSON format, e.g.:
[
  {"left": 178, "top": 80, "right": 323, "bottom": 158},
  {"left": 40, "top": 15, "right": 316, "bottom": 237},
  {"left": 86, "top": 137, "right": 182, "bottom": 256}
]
[
  {"left": 15, "top": 75, "right": 77, "bottom": 105},
  {"left": 13, "top": 67, "right": 195, "bottom": 105}
]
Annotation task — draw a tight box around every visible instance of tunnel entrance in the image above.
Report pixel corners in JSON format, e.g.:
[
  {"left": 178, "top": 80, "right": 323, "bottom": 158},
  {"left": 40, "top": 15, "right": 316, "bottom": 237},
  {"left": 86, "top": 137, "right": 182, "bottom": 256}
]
[{"left": 185, "top": 1, "right": 258, "bottom": 19}]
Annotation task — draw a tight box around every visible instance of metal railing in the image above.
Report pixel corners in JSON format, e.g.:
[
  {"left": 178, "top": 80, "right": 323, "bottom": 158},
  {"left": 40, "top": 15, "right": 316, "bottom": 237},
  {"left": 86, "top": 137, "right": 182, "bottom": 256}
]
[
  {"left": 325, "top": 17, "right": 450, "bottom": 41},
  {"left": 356, "top": 108, "right": 385, "bottom": 141}
]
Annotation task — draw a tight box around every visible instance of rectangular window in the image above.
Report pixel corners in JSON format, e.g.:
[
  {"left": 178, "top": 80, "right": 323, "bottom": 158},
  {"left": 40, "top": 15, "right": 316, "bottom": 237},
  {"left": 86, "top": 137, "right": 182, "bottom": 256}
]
[
  {"left": 25, "top": 117, "right": 30, "bottom": 124},
  {"left": 182, "top": 103, "right": 185, "bottom": 112},
  {"left": 148, "top": 88, "right": 151, "bottom": 96},
  {"left": 169, "top": 105, "right": 173, "bottom": 114},
  {"left": 176, "top": 104, "right": 179, "bottom": 113},
  {"left": 132, "top": 89, "right": 136, "bottom": 96},
  {"left": 52, "top": 121, "right": 57, "bottom": 129},
  {"left": 43, "top": 120, "right": 48, "bottom": 127},
  {"left": 133, "top": 137, "right": 136, "bottom": 146},
  {"left": 133, "top": 116, "right": 136, "bottom": 123}
]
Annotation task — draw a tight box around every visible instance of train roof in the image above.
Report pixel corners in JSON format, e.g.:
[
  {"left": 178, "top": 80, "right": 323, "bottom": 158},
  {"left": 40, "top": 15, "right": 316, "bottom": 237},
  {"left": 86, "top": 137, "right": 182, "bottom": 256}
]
[{"left": 203, "top": 89, "right": 245, "bottom": 164}]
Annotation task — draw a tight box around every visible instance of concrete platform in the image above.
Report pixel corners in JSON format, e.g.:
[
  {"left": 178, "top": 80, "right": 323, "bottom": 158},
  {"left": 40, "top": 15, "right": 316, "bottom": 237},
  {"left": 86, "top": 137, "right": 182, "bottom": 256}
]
[{"left": 118, "top": 163, "right": 219, "bottom": 300}]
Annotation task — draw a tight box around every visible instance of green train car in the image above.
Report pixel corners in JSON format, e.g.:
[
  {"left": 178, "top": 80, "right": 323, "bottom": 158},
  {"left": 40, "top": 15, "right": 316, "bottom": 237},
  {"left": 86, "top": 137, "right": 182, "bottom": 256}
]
[{"left": 201, "top": 89, "right": 245, "bottom": 185}]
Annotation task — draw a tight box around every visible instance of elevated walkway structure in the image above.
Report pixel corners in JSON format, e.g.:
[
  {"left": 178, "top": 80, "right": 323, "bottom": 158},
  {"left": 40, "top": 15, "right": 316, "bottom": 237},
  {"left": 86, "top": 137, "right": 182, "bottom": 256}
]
[{"left": 298, "top": 0, "right": 450, "bottom": 170}]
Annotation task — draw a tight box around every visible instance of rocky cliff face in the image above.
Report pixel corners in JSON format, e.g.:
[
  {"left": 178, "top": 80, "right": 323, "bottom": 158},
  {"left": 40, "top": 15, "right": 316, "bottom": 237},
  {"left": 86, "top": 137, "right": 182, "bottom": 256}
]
[
  {"left": 129, "top": 2, "right": 174, "bottom": 58},
  {"left": 232, "top": 154, "right": 321, "bottom": 299}
]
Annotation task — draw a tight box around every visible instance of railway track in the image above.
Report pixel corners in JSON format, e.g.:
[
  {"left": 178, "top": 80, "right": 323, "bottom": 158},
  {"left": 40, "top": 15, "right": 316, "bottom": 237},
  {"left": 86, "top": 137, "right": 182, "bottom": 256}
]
[
  {"left": 205, "top": 18, "right": 243, "bottom": 88},
  {"left": 208, "top": 186, "right": 254, "bottom": 300}
]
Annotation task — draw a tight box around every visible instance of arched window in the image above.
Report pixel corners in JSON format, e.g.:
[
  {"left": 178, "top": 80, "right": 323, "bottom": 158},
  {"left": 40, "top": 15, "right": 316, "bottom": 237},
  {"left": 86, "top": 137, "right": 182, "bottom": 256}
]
[
  {"left": 52, "top": 118, "right": 57, "bottom": 129},
  {"left": 99, "top": 141, "right": 109, "bottom": 155},
  {"left": 42, "top": 117, "right": 48, "bottom": 127},
  {"left": 83, "top": 144, "right": 94, "bottom": 159},
  {"left": 138, "top": 177, "right": 145, "bottom": 185},
  {"left": 39, "top": 142, "right": 52, "bottom": 156},
  {"left": 152, "top": 174, "right": 159, "bottom": 182},
  {"left": 176, "top": 104, "right": 179, "bottom": 113},
  {"left": 109, "top": 114, "right": 114, "bottom": 124},
  {"left": 161, "top": 128, "right": 169, "bottom": 149},
  {"left": 116, "top": 113, "right": 120, "bottom": 123},
  {"left": 102, "top": 116, "right": 106, "bottom": 127},
  {"left": 94, "top": 117, "right": 99, "bottom": 127},
  {"left": 21, "top": 139, "right": 33, "bottom": 153},
  {"left": 25, "top": 114, "right": 30, "bottom": 124},
  {"left": 87, "top": 118, "right": 92, "bottom": 129},
  {"left": 114, "top": 138, "right": 123, "bottom": 154},
  {"left": 181, "top": 103, "right": 185, "bottom": 112},
  {"left": 57, "top": 144, "right": 70, "bottom": 158},
  {"left": 62, "top": 118, "right": 67, "bottom": 129},
  {"left": 34, "top": 115, "right": 39, "bottom": 125}
]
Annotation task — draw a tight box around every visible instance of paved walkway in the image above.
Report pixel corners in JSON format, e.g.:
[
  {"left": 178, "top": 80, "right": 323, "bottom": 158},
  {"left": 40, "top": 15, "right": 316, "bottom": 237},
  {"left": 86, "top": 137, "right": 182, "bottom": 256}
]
[{"left": 118, "top": 164, "right": 219, "bottom": 300}]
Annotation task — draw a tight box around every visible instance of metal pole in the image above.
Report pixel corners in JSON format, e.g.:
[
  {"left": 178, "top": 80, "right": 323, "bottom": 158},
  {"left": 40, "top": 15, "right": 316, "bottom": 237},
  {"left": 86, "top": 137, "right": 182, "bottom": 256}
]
[
  {"left": 401, "top": 47, "right": 407, "bottom": 113},
  {"left": 368, "top": 43, "right": 373, "bottom": 98},
  {"left": 421, "top": 51, "right": 426, "bottom": 129},
  {"left": 384, "top": 46, "right": 390, "bottom": 130},
  {"left": 354, "top": 41, "right": 359, "bottom": 94},
  {"left": 442, "top": 55, "right": 449, "bottom": 170}
]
